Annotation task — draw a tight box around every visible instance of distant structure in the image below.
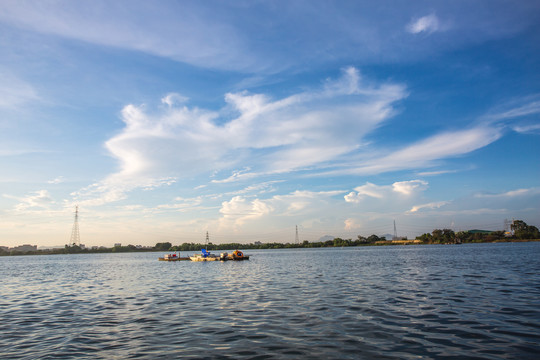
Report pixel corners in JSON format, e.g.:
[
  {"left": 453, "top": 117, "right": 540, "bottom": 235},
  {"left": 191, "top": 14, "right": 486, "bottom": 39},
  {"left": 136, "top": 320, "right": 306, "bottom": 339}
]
[
  {"left": 504, "top": 219, "right": 515, "bottom": 236},
  {"left": 11, "top": 244, "right": 38, "bottom": 252},
  {"left": 295, "top": 225, "right": 299, "bottom": 244},
  {"left": 69, "top": 205, "right": 81, "bottom": 246},
  {"left": 392, "top": 220, "right": 406, "bottom": 241},
  {"left": 205, "top": 231, "right": 210, "bottom": 247}
]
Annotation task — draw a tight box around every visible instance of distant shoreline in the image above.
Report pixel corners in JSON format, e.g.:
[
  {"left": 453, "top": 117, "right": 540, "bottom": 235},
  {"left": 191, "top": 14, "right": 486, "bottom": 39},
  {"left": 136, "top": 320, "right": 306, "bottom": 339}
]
[{"left": 1, "top": 238, "right": 538, "bottom": 257}]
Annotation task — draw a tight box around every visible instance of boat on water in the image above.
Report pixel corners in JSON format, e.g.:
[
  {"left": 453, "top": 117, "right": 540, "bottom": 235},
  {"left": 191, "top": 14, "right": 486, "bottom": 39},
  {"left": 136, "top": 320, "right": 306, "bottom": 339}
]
[
  {"left": 160, "top": 249, "right": 250, "bottom": 262},
  {"left": 158, "top": 252, "right": 190, "bottom": 261},
  {"left": 220, "top": 250, "right": 250, "bottom": 261},
  {"left": 190, "top": 248, "right": 219, "bottom": 261}
]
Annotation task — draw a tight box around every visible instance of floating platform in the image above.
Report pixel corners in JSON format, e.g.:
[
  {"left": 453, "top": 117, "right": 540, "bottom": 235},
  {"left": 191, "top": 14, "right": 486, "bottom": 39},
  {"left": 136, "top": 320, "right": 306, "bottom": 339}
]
[
  {"left": 190, "top": 255, "right": 219, "bottom": 261},
  {"left": 220, "top": 253, "right": 250, "bottom": 261},
  {"left": 158, "top": 253, "right": 190, "bottom": 261},
  {"left": 158, "top": 256, "right": 190, "bottom": 261},
  {"left": 159, "top": 250, "right": 250, "bottom": 262}
]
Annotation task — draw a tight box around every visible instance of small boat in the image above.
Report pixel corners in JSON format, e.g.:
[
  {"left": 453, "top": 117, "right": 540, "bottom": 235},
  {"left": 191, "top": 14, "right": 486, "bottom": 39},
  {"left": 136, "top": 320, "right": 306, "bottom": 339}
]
[
  {"left": 220, "top": 250, "right": 250, "bottom": 261},
  {"left": 190, "top": 249, "right": 219, "bottom": 262},
  {"left": 158, "top": 252, "right": 190, "bottom": 261}
]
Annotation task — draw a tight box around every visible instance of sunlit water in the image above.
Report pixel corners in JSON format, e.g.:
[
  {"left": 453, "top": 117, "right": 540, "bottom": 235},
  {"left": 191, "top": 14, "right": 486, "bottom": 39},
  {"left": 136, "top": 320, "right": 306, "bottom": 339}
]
[{"left": 1, "top": 243, "right": 539, "bottom": 359}]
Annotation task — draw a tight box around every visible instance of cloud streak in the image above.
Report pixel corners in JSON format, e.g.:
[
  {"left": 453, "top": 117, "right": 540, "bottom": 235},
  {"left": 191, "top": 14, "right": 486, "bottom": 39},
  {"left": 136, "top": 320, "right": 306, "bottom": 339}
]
[{"left": 334, "top": 126, "right": 503, "bottom": 176}]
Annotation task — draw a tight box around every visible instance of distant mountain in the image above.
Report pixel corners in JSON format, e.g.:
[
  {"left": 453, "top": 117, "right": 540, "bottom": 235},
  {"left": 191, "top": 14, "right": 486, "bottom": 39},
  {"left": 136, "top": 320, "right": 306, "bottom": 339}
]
[{"left": 317, "top": 235, "right": 335, "bottom": 242}]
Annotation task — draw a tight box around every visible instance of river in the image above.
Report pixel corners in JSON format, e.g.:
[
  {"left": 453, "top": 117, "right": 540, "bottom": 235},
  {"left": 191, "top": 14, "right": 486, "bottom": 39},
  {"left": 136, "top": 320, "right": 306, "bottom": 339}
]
[{"left": 1, "top": 242, "right": 539, "bottom": 359}]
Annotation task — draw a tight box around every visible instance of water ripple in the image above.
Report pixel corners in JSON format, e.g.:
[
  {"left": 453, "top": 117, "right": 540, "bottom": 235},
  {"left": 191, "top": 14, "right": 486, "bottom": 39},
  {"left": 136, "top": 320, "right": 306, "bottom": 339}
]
[{"left": 1, "top": 243, "right": 539, "bottom": 359}]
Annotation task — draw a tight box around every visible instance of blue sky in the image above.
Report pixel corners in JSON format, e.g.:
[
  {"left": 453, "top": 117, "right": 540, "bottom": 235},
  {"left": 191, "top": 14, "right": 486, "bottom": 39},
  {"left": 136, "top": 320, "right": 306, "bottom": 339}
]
[{"left": 1, "top": 0, "right": 539, "bottom": 247}]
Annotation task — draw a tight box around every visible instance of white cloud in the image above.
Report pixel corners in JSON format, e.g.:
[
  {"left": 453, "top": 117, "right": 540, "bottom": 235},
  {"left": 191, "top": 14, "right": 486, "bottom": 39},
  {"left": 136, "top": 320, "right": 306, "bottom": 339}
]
[
  {"left": 217, "top": 189, "right": 345, "bottom": 231},
  {"left": 345, "top": 180, "right": 428, "bottom": 204},
  {"left": 406, "top": 14, "right": 440, "bottom": 34},
  {"left": 219, "top": 196, "right": 272, "bottom": 229},
  {"left": 345, "top": 182, "right": 386, "bottom": 202},
  {"left": 75, "top": 68, "right": 405, "bottom": 205},
  {"left": 409, "top": 201, "right": 450, "bottom": 213},
  {"left": 392, "top": 180, "right": 428, "bottom": 195}
]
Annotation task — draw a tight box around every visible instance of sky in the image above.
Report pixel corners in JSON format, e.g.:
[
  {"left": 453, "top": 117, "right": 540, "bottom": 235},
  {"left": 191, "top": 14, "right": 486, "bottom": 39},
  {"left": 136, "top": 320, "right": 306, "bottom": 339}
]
[{"left": 1, "top": 0, "right": 539, "bottom": 248}]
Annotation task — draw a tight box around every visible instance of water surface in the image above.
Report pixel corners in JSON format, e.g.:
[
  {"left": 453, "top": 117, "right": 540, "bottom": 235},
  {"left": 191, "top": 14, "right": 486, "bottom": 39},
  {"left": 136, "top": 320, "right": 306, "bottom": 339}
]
[{"left": 1, "top": 243, "right": 539, "bottom": 359}]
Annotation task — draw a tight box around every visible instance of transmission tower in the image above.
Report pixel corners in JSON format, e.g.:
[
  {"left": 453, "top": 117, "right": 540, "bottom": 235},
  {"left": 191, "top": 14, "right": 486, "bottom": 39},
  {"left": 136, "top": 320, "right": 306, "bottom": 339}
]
[
  {"left": 70, "top": 205, "right": 81, "bottom": 246},
  {"left": 295, "top": 225, "right": 299, "bottom": 244},
  {"left": 393, "top": 220, "right": 398, "bottom": 240},
  {"left": 205, "top": 231, "right": 209, "bottom": 247}
]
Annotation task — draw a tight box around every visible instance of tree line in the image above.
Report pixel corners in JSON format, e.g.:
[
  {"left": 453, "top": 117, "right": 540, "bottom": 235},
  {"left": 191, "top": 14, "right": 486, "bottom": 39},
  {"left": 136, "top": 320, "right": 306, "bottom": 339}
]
[
  {"left": 415, "top": 220, "right": 540, "bottom": 244},
  {"left": 2, "top": 220, "right": 538, "bottom": 256}
]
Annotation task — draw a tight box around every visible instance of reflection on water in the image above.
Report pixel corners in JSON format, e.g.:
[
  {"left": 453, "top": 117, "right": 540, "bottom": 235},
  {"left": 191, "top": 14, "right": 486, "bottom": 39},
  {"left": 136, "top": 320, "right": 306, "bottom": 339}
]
[{"left": 1, "top": 243, "right": 539, "bottom": 359}]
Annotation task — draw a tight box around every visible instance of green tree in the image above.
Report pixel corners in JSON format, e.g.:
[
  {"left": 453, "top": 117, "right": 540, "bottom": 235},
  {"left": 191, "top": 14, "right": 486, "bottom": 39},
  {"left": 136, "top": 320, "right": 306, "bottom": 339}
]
[
  {"left": 154, "top": 242, "right": 173, "bottom": 251},
  {"left": 416, "top": 232, "right": 433, "bottom": 243},
  {"left": 511, "top": 220, "right": 540, "bottom": 239},
  {"left": 367, "top": 234, "right": 381, "bottom": 243}
]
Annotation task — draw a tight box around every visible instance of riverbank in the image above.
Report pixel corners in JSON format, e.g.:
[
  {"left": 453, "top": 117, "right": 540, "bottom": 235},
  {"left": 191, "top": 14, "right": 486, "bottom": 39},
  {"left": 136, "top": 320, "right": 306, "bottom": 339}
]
[{"left": 2, "top": 238, "right": 538, "bottom": 257}]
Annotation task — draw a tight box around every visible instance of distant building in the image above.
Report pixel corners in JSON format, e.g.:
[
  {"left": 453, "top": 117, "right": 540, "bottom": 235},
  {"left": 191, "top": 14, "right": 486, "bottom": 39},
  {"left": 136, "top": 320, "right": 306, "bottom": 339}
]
[
  {"left": 254, "top": 241, "right": 262, "bottom": 246},
  {"left": 0, "top": 246, "right": 9, "bottom": 252},
  {"left": 11, "top": 244, "right": 38, "bottom": 252},
  {"left": 114, "top": 243, "right": 122, "bottom": 247}
]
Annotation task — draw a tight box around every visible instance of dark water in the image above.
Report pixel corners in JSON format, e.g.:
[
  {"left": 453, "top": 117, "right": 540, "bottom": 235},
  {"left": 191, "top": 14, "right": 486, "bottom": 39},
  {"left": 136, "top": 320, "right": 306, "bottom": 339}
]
[{"left": 1, "top": 243, "right": 539, "bottom": 359}]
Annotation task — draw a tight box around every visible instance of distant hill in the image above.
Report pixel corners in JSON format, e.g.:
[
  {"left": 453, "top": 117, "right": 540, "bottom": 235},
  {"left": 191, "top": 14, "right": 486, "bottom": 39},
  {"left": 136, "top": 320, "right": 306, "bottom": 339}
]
[{"left": 317, "top": 235, "right": 335, "bottom": 242}]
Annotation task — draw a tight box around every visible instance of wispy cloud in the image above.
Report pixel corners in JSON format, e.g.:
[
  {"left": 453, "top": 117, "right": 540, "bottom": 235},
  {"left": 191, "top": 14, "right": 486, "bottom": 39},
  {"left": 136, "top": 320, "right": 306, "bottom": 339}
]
[
  {"left": 485, "top": 96, "right": 540, "bottom": 121},
  {"left": 481, "top": 95, "right": 540, "bottom": 134},
  {"left": 475, "top": 187, "right": 540, "bottom": 198},
  {"left": 330, "top": 125, "right": 502, "bottom": 176},
  {"left": 3, "top": 190, "right": 54, "bottom": 212},
  {"left": 406, "top": 14, "right": 440, "bottom": 34},
  {"left": 416, "top": 169, "right": 458, "bottom": 176},
  {"left": 512, "top": 124, "right": 540, "bottom": 134},
  {"left": 0, "top": 0, "right": 258, "bottom": 71},
  {"left": 161, "top": 93, "right": 189, "bottom": 108},
  {"left": 47, "top": 176, "right": 65, "bottom": 184},
  {"left": 0, "top": 70, "right": 39, "bottom": 109}
]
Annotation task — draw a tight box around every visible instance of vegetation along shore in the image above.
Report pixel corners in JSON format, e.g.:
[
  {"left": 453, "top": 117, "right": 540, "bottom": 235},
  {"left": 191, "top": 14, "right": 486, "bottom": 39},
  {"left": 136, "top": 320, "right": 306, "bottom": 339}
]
[{"left": 1, "top": 220, "right": 538, "bottom": 257}]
